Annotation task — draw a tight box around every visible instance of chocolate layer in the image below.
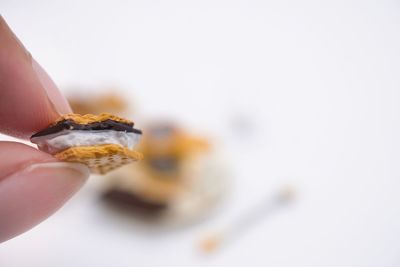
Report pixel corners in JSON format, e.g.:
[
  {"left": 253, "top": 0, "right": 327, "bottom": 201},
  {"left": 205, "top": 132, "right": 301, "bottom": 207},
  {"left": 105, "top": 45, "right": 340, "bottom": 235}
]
[
  {"left": 32, "top": 119, "right": 142, "bottom": 138},
  {"left": 103, "top": 189, "right": 168, "bottom": 214}
]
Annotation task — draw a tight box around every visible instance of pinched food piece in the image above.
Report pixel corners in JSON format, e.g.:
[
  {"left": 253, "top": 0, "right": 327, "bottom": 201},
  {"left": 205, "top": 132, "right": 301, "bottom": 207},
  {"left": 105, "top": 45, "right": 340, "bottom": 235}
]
[
  {"left": 55, "top": 144, "right": 143, "bottom": 174},
  {"left": 31, "top": 113, "right": 143, "bottom": 174}
]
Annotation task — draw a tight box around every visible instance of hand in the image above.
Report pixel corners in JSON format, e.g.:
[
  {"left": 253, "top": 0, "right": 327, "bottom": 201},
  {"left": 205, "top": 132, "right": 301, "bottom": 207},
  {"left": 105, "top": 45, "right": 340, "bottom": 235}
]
[{"left": 0, "top": 16, "right": 89, "bottom": 242}]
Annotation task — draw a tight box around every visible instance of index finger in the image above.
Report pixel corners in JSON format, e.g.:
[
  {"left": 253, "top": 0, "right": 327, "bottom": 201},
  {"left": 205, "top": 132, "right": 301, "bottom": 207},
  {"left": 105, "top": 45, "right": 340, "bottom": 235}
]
[{"left": 0, "top": 16, "right": 71, "bottom": 140}]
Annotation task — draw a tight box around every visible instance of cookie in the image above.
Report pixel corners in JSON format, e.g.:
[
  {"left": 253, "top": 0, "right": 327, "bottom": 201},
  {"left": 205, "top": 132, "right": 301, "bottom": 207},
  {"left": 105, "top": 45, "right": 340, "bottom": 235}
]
[
  {"left": 31, "top": 113, "right": 143, "bottom": 174},
  {"left": 55, "top": 144, "right": 143, "bottom": 174}
]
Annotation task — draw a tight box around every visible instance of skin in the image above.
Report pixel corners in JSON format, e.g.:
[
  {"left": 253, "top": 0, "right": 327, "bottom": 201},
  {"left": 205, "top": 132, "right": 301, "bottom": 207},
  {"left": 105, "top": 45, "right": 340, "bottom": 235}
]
[{"left": 0, "top": 16, "right": 89, "bottom": 242}]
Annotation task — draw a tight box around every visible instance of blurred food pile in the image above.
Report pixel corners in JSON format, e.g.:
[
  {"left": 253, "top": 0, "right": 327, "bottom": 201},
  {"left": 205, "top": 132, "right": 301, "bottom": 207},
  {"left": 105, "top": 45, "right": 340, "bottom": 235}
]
[
  {"left": 67, "top": 90, "right": 228, "bottom": 224},
  {"left": 68, "top": 90, "right": 129, "bottom": 116}
]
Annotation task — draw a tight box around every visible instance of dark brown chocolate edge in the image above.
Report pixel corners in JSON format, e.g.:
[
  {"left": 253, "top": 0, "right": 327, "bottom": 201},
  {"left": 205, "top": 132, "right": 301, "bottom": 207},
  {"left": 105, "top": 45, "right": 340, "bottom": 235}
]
[
  {"left": 31, "top": 119, "right": 142, "bottom": 138},
  {"left": 103, "top": 189, "right": 168, "bottom": 213}
]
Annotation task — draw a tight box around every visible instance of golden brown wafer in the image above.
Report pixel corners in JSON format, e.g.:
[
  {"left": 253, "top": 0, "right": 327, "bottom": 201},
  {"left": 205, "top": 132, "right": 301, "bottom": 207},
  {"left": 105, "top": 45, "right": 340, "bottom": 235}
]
[
  {"left": 55, "top": 144, "right": 143, "bottom": 174},
  {"left": 53, "top": 113, "right": 133, "bottom": 126}
]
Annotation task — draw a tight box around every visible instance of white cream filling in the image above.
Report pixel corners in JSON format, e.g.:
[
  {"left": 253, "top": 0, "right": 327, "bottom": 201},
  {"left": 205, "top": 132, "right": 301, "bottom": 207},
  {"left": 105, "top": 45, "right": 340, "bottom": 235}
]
[{"left": 31, "top": 130, "right": 141, "bottom": 155}]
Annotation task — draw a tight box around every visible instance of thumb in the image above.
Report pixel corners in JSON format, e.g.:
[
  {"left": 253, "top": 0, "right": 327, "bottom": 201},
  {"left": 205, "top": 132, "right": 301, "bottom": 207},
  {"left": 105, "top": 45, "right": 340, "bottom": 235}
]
[{"left": 0, "top": 142, "right": 89, "bottom": 242}]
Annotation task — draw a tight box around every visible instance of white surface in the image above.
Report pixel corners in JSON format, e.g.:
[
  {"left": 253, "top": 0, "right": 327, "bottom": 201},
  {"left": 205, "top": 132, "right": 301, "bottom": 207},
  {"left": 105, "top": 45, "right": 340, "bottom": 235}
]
[
  {"left": 1, "top": 0, "right": 400, "bottom": 266},
  {"left": 31, "top": 130, "right": 141, "bottom": 154}
]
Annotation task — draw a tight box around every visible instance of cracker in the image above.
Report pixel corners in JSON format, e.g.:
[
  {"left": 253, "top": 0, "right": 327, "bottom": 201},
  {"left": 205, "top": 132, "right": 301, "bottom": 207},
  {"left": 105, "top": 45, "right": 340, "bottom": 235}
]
[
  {"left": 53, "top": 113, "right": 133, "bottom": 126},
  {"left": 55, "top": 144, "right": 143, "bottom": 174}
]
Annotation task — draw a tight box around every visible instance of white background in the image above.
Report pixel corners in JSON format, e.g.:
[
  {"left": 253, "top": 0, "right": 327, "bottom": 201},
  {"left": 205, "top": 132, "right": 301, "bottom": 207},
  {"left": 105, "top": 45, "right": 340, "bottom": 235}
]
[{"left": 1, "top": 0, "right": 400, "bottom": 266}]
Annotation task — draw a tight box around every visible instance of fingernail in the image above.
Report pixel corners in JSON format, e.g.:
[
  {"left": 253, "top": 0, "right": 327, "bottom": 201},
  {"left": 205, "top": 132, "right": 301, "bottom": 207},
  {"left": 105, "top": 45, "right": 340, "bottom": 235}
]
[
  {"left": 14, "top": 161, "right": 90, "bottom": 191},
  {"left": 0, "top": 15, "right": 70, "bottom": 123},
  {"left": 9, "top": 161, "right": 90, "bottom": 188},
  {"left": 24, "top": 161, "right": 90, "bottom": 178},
  {"left": 0, "top": 162, "right": 89, "bottom": 242},
  {"left": 32, "top": 59, "right": 72, "bottom": 115},
  {"left": 0, "top": 16, "right": 71, "bottom": 115},
  {"left": 0, "top": 15, "right": 31, "bottom": 60}
]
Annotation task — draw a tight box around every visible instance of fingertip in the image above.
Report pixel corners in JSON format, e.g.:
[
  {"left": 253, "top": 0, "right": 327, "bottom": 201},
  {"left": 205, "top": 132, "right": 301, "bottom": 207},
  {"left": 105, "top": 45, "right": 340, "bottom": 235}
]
[
  {"left": 0, "top": 17, "right": 71, "bottom": 139},
  {"left": 0, "top": 161, "right": 89, "bottom": 242},
  {"left": 32, "top": 59, "right": 72, "bottom": 115}
]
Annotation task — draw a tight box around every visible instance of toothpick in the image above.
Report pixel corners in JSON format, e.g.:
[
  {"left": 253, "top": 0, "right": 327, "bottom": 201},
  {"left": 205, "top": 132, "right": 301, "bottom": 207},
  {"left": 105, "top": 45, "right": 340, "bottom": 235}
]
[{"left": 199, "top": 185, "right": 296, "bottom": 253}]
